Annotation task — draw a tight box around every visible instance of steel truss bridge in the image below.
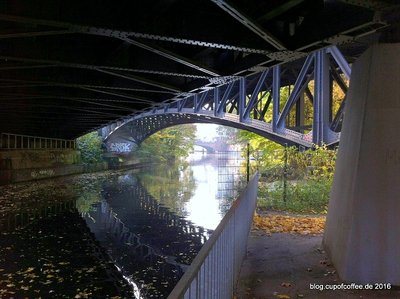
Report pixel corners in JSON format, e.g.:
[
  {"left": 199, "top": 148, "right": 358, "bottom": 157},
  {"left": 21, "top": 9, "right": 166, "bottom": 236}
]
[
  {"left": 103, "top": 46, "right": 350, "bottom": 151},
  {"left": 0, "top": 1, "right": 398, "bottom": 147}
]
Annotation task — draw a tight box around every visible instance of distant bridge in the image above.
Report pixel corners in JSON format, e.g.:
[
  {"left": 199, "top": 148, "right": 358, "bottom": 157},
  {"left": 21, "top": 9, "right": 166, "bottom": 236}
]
[{"left": 193, "top": 140, "right": 229, "bottom": 153}]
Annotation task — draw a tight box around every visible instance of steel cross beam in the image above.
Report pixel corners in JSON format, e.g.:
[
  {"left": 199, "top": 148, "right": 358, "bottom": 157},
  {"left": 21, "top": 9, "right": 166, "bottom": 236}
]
[
  {"left": 79, "top": 87, "right": 155, "bottom": 104},
  {"left": 0, "top": 78, "right": 177, "bottom": 95},
  {"left": 0, "top": 29, "right": 72, "bottom": 39},
  {"left": 0, "top": 14, "right": 270, "bottom": 54},
  {"left": 0, "top": 55, "right": 184, "bottom": 93},
  {"left": 0, "top": 94, "right": 137, "bottom": 112},
  {"left": 338, "top": 0, "right": 395, "bottom": 10},
  {"left": 0, "top": 14, "right": 220, "bottom": 76},
  {"left": 209, "top": 0, "right": 286, "bottom": 50},
  {"left": 0, "top": 61, "right": 210, "bottom": 80}
]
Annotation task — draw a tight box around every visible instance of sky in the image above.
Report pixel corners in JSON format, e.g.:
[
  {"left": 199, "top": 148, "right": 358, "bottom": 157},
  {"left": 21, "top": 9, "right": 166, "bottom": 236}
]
[{"left": 195, "top": 123, "right": 218, "bottom": 141}]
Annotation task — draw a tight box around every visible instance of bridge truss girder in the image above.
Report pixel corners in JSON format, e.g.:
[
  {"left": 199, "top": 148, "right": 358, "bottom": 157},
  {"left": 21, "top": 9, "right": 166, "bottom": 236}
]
[{"left": 103, "top": 46, "right": 351, "bottom": 152}]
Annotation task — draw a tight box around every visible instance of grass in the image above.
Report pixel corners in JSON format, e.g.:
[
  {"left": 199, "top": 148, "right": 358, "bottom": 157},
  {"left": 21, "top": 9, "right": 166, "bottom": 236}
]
[{"left": 257, "top": 178, "right": 332, "bottom": 214}]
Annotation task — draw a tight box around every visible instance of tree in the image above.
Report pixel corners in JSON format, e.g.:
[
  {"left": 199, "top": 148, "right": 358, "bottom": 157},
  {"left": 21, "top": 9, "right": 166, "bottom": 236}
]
[
  {"left": 216, "top": 126, "right": 238, "bottom": 144},
  {"left": 238, "top": 130, "right": 284, "bottom": 172},
  {"left": 76, "top": 132, "right": 103, "bottom": 164},
  {"left": 135, "top": 124, "right": 197, "bottom": 162}
]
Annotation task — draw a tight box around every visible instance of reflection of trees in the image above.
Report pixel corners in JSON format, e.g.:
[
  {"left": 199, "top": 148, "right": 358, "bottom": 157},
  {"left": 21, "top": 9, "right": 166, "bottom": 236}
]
[
  {"left": 137, "top": 163, "right": 196, "bottom": 217},
  {"left": 75, "top": 179, "right": 103, "bottom": 216}
]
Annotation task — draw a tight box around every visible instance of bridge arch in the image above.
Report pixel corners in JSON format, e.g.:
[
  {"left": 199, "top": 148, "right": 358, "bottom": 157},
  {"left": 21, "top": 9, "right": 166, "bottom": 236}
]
[{"left": 103, "top": 111, "right": 309, "bottom": 154}]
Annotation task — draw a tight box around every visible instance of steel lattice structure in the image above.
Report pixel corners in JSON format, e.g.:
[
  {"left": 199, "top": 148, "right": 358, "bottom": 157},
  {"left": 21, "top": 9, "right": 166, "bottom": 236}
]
[
  {"left": 0, "top": 1, "right": 398, "bottom": 139},
  {"left": 103, "top": 46, "right": 351, "bottom": 151}
]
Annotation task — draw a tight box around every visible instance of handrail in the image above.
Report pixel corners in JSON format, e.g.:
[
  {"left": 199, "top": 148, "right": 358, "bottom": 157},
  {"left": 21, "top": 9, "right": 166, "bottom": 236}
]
[
  {"left": 168, "top": 172, "right": 259, "bottom": 299},
  {"left": 0, "top": 132, "right": 76, "bottom": 150}
]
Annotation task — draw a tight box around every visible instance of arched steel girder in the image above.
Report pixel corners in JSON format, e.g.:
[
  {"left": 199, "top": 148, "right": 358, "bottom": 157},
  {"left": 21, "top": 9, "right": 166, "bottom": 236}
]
[
  {"left": 103, "top": 46, "right": 350, "bottom": 152},
  {"left": 104, "top": 111, "right": 311, "bottom": 154}
]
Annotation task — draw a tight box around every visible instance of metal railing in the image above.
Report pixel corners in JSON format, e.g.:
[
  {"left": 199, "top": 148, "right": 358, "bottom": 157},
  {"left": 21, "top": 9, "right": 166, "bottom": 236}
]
[
  {"left": 0, "top": 133, "right": 76, "bottom": 150},
  {"left": 168, "top": 172, "right": 259, "bottom": 299}
]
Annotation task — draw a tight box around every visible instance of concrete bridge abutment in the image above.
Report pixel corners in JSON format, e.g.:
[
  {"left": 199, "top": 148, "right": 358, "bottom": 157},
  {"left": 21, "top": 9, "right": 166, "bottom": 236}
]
[{"left": 323, "top": 43, "right": 400, "bottom": 284}]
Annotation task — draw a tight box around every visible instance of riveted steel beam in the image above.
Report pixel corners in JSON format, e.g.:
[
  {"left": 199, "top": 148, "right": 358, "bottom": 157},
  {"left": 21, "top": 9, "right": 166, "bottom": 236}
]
[
  {"left": 243, "top": 70, "right": 270, "bottom": 120},
  {"left": 0, "top": 14, "right": 221, "bottom": 76},
  {"left": 94, "top": 68, "right": 181, "bottom": 93},
  {"left": 216, "top": 81, "right": 236, "bottom": 116},
  {"left": 238, "top": 78, "right": 246, "bottom": 122},
  {"left": 0, "top": 78, "right": 177, "bottom": 95},
  {"left": 210, "top": 0, "right": 286, "bottom": 50},
  {"left": 79, "top": 87, "right": 154, "bottom": 104},
  {"left": 277, "top": 54, "right": 314, "bottom": 128},
  {"left": 0, "top": 13, "right": 270, "bottom": 54},
  {"left": 327, "top": 46, "right": 352, "bottom": 79},
  {"left": 272, "top": 65, "right": 281, "bottom": 132},
  {"left": 0, "top": 30, "right": 72, "bottom": 39},
  {"left": 0, "top": 55, "right": 209, "bottom": 80}
]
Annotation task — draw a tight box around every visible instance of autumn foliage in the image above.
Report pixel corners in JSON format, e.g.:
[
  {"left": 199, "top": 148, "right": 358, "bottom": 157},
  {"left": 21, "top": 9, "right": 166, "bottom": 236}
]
[{"left": 253, "top": 213, "right": 326, "bottom": 235}]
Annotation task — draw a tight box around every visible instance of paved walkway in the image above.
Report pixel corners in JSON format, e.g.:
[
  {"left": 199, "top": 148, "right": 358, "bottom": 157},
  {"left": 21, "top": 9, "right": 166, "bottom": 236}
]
[{"left": 235, "top": 229, "right": 399, "bottom": 299}]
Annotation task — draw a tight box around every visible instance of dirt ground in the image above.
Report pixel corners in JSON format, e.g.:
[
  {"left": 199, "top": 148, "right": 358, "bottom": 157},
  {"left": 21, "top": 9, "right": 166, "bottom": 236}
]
[{"left": 235, "top": 228, "right": 400, "bottom": 299}]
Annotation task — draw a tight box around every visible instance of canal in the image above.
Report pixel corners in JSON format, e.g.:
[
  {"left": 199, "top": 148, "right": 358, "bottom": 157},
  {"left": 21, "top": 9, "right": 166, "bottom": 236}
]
[{"left": 0, "top": 151, "right": 246, "bottom": 298}]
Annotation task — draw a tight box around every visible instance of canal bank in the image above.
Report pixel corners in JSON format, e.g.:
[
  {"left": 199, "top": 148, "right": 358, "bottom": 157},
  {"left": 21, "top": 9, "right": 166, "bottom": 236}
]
[{"left": 0, "top": 147, "right": 147, "bottom": 185}]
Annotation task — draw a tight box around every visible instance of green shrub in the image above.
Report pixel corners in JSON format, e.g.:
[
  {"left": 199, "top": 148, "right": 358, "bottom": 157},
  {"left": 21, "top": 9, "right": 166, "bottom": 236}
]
[
  {"left": 76, "top": 132, "right": 103, "bottom": 164},
  {"left": 258, "top": 177, "right": 332, "bottom": 214}
]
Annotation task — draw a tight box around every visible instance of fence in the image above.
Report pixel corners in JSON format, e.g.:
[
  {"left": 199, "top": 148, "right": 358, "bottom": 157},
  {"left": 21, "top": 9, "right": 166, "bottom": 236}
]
[
  {"left": 216, "top": 151, "right": 246, "bottom": 200},
  {"left": 167, "top": 172, "right": 259, "bottom": 299},
  {"left": 0, "top": 133, "right": 76, "bottom": 150}
]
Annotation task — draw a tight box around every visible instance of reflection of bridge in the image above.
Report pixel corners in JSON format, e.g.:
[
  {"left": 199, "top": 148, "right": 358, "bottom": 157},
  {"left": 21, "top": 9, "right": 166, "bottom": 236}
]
[
  {"left": 83, "top": 176, "right": 211, "bottom": 296},
  {"left": 0, "top": 199, "right": 75, "bottom": 232}
]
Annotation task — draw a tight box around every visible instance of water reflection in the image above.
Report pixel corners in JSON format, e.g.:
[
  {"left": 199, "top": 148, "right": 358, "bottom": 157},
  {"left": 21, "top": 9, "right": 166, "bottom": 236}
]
[
  {"left": 83, "top": 173, "right": 210, "bottom": 297},
  {"left": 0, "top": 153, "right": 246, "bottom": 298}
]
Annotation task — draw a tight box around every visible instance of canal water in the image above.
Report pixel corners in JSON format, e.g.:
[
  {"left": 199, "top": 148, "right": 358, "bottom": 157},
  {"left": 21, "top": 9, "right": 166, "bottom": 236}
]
[{"left": 0, "top": 151, "right": 246, "bottom": 298}]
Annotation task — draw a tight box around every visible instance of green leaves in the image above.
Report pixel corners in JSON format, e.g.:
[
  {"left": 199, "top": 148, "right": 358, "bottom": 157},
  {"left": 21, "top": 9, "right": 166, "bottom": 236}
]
[
  {"left": 135, "top": 124, "right": 196, "bottom": 163},
  {"left": 76, "top": 132, "right": 103, "bottom": 164}
]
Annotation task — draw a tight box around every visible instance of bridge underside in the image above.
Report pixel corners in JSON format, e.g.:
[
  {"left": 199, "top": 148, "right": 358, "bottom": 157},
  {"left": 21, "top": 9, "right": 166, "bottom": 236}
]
[
  {"left": 0, "top": 1, "right": 398, "bottom": 140},
  {"left": 0, "top": 0, "right": 400, "bottom": 288}
]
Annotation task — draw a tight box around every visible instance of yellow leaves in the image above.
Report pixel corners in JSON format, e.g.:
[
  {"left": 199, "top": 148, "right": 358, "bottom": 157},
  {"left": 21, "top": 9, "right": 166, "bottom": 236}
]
[
  {"left": 254, "top": 214, "right": 325, "bottom": 235},
  {"left": 24, "top": 267, "right": 35, "bottom": 273},
  {"left": 276, "top": 294, "right": 290, "bottom": 299}
]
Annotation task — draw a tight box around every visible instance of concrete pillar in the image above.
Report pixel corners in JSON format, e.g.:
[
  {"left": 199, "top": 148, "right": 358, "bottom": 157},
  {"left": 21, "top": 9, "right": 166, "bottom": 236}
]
[{"left": 323, "top": 43, "right": 400, "bottom": 284}]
